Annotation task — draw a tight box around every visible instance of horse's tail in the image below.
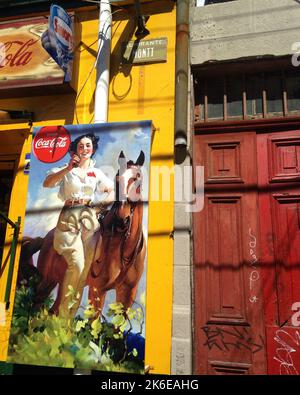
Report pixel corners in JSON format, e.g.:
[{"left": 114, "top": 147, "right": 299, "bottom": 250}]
[
  {"left": 17, "top": 236, "right": 44, "bottom": 286},
  {"left": 20, "top": 236, "right": 44, "bottom": 261}
]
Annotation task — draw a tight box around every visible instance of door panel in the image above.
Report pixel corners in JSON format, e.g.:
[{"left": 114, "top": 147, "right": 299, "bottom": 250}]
[
  {"left": 272, "top": 196, "right": 300, "bottom": 324},
  {"left": 206, "top": 196, "right": 245, "bottom": 323},
  {"left": 194, "top": 132, "right": 267, "bottom": 375},
  {"left": 258, "top": 130, "right": 300, "bottom": 375}
]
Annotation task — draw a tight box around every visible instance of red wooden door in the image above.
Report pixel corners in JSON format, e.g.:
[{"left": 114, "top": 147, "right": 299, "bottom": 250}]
[
  {"left": 194, "top": 132, "right": 267, "bottom": 375},
  {"left": 258, "top": 130, "right": 300, "bottom": 375}
]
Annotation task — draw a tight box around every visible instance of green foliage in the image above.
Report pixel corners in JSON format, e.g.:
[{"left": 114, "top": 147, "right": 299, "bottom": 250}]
[
  {"left": 9, "top": 277, "right": 53, "bottom": 342},
  {"left": 8, "top": 286, "right": 145, "bottom": 373}
]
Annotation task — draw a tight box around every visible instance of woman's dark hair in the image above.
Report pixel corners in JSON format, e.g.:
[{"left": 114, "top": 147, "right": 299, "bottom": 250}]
[{"left": 69, "top": 133, "right": 99, "bottom": 157}]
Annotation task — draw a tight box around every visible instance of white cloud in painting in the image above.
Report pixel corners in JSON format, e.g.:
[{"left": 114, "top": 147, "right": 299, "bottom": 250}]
[
  {"left": 133, "top": 127, "right": 149, "bottom": 140},
  {"left": 24, "top": 187, "right": 63, "bottom": 238}
]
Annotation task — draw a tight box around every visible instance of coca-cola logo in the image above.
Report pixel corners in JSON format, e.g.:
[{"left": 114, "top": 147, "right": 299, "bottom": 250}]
[
  {"left": 0, "top": 39, "right": 37, "bottom": 69},
  {"left": 33, "top": 126, "right": 70, "bottom": 163},
  {"left": 35, "top": 136, "right": 68, "bottom": 149}
]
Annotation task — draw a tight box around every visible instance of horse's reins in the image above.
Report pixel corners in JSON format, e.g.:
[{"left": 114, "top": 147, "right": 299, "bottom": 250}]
[
  {"left": 92, "top": 200, "right": 143, "bottom": 277},
  {"left": 120, "top": 222, "right": 143, "bottom": 271}
]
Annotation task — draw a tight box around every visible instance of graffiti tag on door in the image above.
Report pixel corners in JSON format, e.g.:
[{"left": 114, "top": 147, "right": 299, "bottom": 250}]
[
  {"left": 202, "top": 325, "right": 264, "bottom": 354},
  {"left": 274, "top": 329, "right": 300, "bottom": 375},
  {"left": 248, "top": 228, "right": 260, "bottom": 304}
]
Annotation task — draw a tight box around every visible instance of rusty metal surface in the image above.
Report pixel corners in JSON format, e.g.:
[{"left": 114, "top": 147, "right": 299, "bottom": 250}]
[{"left": 175, "top": 0, "right": 189, "bottom": 148}]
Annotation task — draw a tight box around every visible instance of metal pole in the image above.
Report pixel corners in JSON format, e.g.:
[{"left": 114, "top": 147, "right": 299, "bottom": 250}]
[
  {"left": 174, "top": 0, "right": 189, "bottom": 149},
  {"left": 0, "top": 211, "right": 16, "bottom": 228},
  {"left": 94, "top": 0, "right": 112, "bottom": 123}
]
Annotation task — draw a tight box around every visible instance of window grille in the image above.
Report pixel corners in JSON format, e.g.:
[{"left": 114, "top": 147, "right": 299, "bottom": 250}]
[{"left": 194, "top": 70, "right": 300, "bottom": 122}]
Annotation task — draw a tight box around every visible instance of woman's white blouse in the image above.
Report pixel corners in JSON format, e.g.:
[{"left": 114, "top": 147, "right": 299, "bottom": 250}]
[{"left": 47, "top": 161, "right": 114, "bottom": 202}]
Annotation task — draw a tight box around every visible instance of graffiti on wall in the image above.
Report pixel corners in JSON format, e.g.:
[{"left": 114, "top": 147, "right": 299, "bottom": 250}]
[
  {"left": 248, "top": 228, "right": 260, "bottom": 304},
  {"left": 273, "top": 303, "right": 300, "bottom": 374},
  {"left": 274, "top": 329, "right": 300, "bottom": 375},
  {"left": 202, "top": 325, "right": 264, "bottom": 354}
]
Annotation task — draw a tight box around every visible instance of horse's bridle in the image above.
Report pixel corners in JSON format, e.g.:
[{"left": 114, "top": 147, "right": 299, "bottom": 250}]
[
  {"left": 100, "top": 200, "right": 135, "bottom": 238},
  {"left": 92, "top": 163, "right": 144, "bottom": 274},
  {"left": 98, "top": 200, "right": 143, "bottom": 271}
]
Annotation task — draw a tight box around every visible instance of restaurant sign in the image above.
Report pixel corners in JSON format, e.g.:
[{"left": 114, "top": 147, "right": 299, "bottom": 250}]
[
  {"left": 0, "top": 17, "right": 66, "bottom": 90},
  {"left": 122, "top": 37, "right": 167, "bottom": 64}
]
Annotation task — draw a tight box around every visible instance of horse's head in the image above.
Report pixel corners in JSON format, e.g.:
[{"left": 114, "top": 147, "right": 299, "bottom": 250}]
[
  {"left": 117, "top": 150, "right": 144, "bottom": 202},
  {"left": 113, "top": 150, "right": 145, "bottom": 227}
]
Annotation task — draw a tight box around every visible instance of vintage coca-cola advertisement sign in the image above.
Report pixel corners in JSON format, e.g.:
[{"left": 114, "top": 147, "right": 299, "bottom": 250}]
[
  {"left": 8, "top": 122, "right": 152, "bottom": 374},
  {"left": 33, "top": 126, "right": 71, "bottom": 163},
  {"left": 0, "top": 17, "right": 66, "bottom": 89}
]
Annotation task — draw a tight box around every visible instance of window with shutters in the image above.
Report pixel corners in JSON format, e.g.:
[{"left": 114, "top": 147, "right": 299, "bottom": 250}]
[{"left": 194, "top": 70, "right": 300, "bottom": 122}]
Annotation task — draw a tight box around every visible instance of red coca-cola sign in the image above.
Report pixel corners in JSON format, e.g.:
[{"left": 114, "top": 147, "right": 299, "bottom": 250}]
[
  {"left": 0, "top": 39, "right": 37, "bottom": 69},
  {"left": 33, "top": 126, "right": 70, "bottom": 163},
  {"left": 0, "top": 17, "right": 66, "bottom": 90}
]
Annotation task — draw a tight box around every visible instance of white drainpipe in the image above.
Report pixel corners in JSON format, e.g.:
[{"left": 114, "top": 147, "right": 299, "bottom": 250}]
[{"left": 94, "top": 0, "right": 112, "bottom": 123}]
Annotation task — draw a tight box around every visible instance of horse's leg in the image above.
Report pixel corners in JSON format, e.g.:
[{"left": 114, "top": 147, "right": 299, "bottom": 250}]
[
  {"left": 92, "top": 290, "right": 107, "bottom": 317},
  {"left": 34, "top": 280, "right": 56, "bottom": 308},
  {"left": 49, "top": 280, "right": 64, "bottom": 315},
  {"left": 116, "top": 235, "right": 146, "bottom": 309},
  {"left": 89, "top": 285, "right": 107, "bottom": 316},
  {"left": 115, "top": 283, "right": 138, "bottom": 310},
  {"left": 85, "top": 269, "right": 107, "bottom": 316}
]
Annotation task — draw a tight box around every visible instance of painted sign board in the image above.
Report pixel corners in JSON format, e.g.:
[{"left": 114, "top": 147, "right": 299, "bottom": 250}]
[
  {"left": 0, "top": 17, "right": 65, "bottom": 90},
  {"left": 8, "top": 121, "right": 151, "bottom": 374},
  {"left": 41, "top": 4, "right": 74, "bottom": 82},
  {"left": 122, "top": 37, "right": 167, "bottom": 64}
]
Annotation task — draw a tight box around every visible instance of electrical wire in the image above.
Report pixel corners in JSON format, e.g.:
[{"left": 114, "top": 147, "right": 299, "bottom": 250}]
[{"left": 74, "top": 7, "right": 123, "bottom": 124}]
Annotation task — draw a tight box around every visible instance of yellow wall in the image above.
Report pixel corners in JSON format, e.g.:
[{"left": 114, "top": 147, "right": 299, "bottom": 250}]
[
  {"left": 0, "top": 1, "right": 175, "bottom": 374},
  {"left": 0, "top": 124, "right": 32, "bottom": 360}
]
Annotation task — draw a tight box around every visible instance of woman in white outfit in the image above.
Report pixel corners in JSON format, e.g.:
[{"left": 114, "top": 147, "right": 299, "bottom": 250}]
[{"left": 43, "top": 133, "right": 114, "bottom": 316}]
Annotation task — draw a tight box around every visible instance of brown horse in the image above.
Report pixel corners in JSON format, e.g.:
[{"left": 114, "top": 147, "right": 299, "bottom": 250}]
[
  {"left": 21, "top": 151, "right": 146, "bottom": 316},
  {"left": 86, "top": 150, "right": 146, "bottom": 314}
]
